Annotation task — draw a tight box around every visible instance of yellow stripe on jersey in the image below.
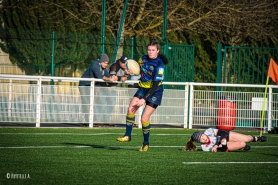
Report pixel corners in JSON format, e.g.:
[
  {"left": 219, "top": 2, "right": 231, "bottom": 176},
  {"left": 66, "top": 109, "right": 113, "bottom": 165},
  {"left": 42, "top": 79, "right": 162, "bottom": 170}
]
[
  {"left": 138, "top": 81, "right": 162, "bottom": 88},
  {"left": 138, "top": 58, "right": 143, "bottom": 68}
]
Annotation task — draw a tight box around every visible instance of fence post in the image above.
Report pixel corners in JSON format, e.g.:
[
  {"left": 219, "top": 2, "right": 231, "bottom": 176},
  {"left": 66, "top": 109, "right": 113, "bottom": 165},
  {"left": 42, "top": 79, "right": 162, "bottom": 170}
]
[
  {"left": 89, "top": 81, "right": 95, "bottom": 128},
  {"left": 188, "top": 83, "right": 194, "bottom": 129},
  {"left": 267, "top": 87, "right": 272, "bottom": 131},
  {"left": 36, "top": 77, "right": 42, "bottom": 127},
  {"left": 8, "top": 79, "right": 12, "bottom": 117},
  {"left": 184, "top": 83, "right": 189, "bottom": 129}
]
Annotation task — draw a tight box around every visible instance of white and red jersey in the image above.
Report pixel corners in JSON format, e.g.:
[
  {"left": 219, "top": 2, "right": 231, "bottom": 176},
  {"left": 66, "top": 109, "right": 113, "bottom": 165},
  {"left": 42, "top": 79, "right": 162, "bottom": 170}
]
[{"left": 200, "top": 128, "right": 221, "bottom": 152}]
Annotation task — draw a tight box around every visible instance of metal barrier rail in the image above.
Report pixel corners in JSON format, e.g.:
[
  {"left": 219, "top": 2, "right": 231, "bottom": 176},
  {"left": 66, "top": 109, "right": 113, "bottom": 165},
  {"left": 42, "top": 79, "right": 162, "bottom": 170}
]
[{"left": 0, "top": 74, "right": 277, "bottom": 131}]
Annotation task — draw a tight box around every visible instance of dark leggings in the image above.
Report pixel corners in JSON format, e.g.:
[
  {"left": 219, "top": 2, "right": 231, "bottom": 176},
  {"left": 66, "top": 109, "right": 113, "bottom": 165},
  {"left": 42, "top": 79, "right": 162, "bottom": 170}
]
[{"left": 217, "top": 130, "right": 230, "bottom": 152}]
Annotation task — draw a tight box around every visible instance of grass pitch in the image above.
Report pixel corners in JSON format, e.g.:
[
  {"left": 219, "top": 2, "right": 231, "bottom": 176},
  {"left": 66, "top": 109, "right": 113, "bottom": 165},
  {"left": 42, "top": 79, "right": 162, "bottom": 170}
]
[{"left": 0, "top": 128, "right": 277, "bottom": 185}]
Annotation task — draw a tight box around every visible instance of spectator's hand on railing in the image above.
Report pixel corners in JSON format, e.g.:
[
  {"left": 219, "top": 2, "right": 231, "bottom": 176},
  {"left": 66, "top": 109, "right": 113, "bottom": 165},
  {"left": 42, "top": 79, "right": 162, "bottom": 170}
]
[
  {"left": 109, "top": 75, "right": 118, "bottom": 82},
  {"left": 121, "top": 76, "right": 128, "bottom": 82}
]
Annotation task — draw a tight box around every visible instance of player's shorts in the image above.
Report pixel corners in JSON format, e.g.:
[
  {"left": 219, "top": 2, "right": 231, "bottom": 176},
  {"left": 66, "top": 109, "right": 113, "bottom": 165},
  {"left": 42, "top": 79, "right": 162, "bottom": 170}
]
[
  {"left": 134, "top": 85, "right": 163, "bottom": 108},
  {"left": 217, "top": 130, "right": 230, "bottom": 152},
  {"left": 217, "top": 130, "right": 230, "bottom": 141}
]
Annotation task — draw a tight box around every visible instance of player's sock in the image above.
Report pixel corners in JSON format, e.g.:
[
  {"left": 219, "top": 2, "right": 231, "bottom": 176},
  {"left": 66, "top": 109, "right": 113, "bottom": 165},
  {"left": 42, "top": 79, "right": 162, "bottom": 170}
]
[
  {"left": 252, "top": 136, "right": 258, "bottom": 142},
  {"left": 241, "top": 145, "right": 251, "bottom": 151},
  {"left": 257, "top": 136, "right": 267, "bottom": 142},
  {"left": 125, "top": 113, "right": 135, "bottom": 136},
  {"left": 142, "top": 120, "right": 151, "bottom": 145},
  {"left": 251, "top": 136, "right": 267, "bottom": 142}
]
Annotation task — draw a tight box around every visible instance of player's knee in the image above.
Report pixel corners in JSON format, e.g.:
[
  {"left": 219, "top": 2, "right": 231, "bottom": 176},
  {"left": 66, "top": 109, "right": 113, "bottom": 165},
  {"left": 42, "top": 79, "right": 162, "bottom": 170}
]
[
  {"left": 141, "top": 117, "right": 148, "bottom": 123},
  {"left": 127, "top": 107, "right": 133, "bottom": 114},
  {"left": 239, "top": 141, "right": 246, "bottom": 148},
  {"left": 142, "top": 120, "right": 150, "bottom": 129}
]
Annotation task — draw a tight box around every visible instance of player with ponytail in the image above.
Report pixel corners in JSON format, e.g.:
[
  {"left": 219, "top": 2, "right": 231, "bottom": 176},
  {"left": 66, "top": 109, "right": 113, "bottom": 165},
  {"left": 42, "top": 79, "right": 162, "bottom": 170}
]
[
  {"left": 116, "top": 34, "right": 168, "bottom": 152},
  {"left": 183, "top": 128, "right": 267, "bottom": 152}
]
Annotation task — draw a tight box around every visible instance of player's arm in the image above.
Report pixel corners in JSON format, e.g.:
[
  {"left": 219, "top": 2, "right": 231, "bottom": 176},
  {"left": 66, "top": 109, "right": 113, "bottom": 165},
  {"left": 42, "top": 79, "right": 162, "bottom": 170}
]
[
  {"left": 203, "top": 129, "right": 221, "bottom": 152},
  {"left": 142, "top": 62, "right": 163, "bottom": 100},
  {"left": 211, "top": 145, "right": 219, "bottom": 152},
  {"left": 206, "top": 129, "right": 221, "bottom": 151},
  {"left": 92, "top": 62, "right": 107, "bottom": 79},
  {"left": 142, "top": 81, "right": 159, "bottom": 101},
  {"left": 104, "top": 69, "right": 118, "bottom": 82}
]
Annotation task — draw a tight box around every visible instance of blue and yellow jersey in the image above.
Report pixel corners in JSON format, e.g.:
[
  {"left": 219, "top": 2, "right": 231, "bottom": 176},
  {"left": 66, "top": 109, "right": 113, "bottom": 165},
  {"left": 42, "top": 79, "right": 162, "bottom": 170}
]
[{"left": 138, "top": 55, "right": 165, "bottom": 88}]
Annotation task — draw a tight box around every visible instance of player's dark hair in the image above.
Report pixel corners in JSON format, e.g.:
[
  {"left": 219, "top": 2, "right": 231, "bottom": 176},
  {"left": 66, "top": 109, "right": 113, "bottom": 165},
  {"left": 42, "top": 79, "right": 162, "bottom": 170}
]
[
  {"left": 159, "top": 53, "right": 168, "bottom": 65},
  {"left": 147, "top": 33, "right": 169, "bottom": 65},
  {"left": 183, "top": 138, "right": 197, "bottom": 151},
  {"left": 147, "top": 33, "right": 160, "bottom": 50}
]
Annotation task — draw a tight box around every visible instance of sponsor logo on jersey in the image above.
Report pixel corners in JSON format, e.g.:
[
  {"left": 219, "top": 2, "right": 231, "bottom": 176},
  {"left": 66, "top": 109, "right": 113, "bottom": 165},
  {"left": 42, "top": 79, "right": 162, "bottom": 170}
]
[
  {"left": 152, "top": 97, "right": 157, "bottom": 101},
  {"left": 158, "top": 68, "right": 164, "bottom": 74},
  {"left": 155, "top": 76, "right": 163, "bottom": 81},
  {"left": 147, "top": 71, "right": 152, "bottom": 75}
]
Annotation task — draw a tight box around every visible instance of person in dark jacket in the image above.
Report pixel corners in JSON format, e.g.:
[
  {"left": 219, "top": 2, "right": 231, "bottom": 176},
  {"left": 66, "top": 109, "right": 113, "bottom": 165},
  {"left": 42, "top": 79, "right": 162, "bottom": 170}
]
[
  {"left": 79, "top": 54, "right": 116, "bottom": 87},
  {"left": 108, "top": 55, "right": 132, "bottom": 86},
  {"left": 79, "top": 54, "right": 117, "bottom": 127}
]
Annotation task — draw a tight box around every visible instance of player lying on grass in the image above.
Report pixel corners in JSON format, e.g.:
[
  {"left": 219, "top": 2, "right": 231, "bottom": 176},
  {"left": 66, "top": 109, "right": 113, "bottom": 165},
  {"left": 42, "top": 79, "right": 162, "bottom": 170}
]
[{"left": 183, "top": 128, "right": 267, "bottom": 152}]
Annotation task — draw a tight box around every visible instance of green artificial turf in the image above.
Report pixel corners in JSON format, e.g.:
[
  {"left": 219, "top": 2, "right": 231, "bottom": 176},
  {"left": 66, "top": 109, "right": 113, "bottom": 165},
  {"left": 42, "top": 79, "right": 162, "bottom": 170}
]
[{"left": 0, "top": 128, "right": 277, "bottom": 185}]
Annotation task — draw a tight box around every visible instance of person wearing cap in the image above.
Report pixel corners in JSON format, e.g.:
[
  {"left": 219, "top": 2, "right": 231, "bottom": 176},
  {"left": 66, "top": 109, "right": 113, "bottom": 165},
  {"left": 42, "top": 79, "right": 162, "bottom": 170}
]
[
  {"left": 183, "top": 128, "right": 267, "bottom": 152},
  {"left": 79, "top": 54, "right": 117, "bottom": 126},
  {"left": 108, "top": 55, "right": 133, "bottom": 87},
  {"left": 79, "top": 54, "right": 117, "bottom": 87}
]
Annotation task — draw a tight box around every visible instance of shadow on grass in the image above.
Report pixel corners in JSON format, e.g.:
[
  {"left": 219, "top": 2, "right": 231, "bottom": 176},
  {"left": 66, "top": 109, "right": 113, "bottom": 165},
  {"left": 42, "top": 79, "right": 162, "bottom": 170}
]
[
  {"left": 62, "top": 142, "right": 135, "bottom": 151},
  {"left": 258, "top": 153, "right": 278, "bottom": 157}
]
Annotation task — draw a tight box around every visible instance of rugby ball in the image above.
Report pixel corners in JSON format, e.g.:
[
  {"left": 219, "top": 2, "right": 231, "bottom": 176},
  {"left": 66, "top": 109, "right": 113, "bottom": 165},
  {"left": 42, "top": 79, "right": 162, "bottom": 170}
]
[{"left": 126, "top": 59, "right": 140, "bottom": 75}]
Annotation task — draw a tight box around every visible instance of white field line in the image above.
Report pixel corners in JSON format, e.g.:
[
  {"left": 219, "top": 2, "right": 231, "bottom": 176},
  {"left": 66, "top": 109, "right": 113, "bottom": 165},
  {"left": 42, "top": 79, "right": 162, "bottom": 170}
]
[
  {"left": 0, "top": 132, "right": 276, "bottom": 137},
  {"left": 0, "top": 133, "right": 191, "bottom": 136},
  {"left": 0, "top": 133, "right": 123, "bottom": 136},
  {"left": 182, "top": 162, "right": 278, "bottom": 164},
  {"left": 0, "top": 145, "right": 277, "bottom": 149}
]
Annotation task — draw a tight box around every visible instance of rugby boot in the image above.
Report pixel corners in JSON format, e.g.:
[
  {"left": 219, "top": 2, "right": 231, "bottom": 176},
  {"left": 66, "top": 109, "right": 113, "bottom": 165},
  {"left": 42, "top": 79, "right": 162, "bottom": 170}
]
[
  {"left": 139, "top": 144, "right": 149, "bottom": 152},
  {"left": 116, "top": 135, "right": 131, "bottom": 142}
]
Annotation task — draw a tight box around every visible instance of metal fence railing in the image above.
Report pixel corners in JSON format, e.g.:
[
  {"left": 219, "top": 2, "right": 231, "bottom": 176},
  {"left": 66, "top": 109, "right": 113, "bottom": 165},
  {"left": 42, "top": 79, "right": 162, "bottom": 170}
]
[{"left": 0, "top": 74, "right": 277, "bottom": 131}]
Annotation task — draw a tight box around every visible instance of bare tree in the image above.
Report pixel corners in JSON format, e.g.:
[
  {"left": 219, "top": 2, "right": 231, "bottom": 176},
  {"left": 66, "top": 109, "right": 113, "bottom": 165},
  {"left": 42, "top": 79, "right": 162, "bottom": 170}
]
[
  {"left": 123, "top": 0, "right": 278, "bottom": 46},
  {"left": 2, "top": 0, "right": 278, "bottom": 46}
]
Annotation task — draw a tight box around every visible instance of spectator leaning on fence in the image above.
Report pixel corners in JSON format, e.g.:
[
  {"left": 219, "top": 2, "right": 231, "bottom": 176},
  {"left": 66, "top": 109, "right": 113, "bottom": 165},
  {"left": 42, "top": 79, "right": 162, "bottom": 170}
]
[
  {"left": 108, "top": 55, "right": 133, "bottom": 86},
  {"left": 101, "top": 55, "right": 133, "bottom": 123},
  {"left": 183, "top": 128, "right": 267, "bottom": 152},
  {"left": 78, "top": 54, "right": 117, "bottom": 127}
]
